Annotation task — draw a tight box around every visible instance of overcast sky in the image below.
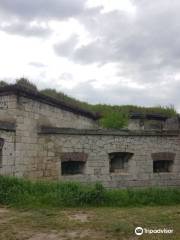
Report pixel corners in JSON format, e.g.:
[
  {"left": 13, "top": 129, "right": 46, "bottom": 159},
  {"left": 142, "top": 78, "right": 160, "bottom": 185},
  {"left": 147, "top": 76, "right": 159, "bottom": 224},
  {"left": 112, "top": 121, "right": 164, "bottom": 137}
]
[{"left": 0, "top": 0, "right": 180, "bottom": 110}]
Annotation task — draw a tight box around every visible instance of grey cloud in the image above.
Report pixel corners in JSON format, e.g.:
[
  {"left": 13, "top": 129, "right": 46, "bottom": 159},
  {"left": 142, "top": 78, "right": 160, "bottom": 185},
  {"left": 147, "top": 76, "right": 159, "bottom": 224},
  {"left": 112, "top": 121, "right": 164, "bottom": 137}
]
[
  {"left": 65, "top": 80, "right": 143, "bottom": 104},
  {"left": 72, "top": 40, "right": 111, "bottom": 64},
  {"left": 54, "top": 34, "right": 79, "bottom": 57},
  {"left": 64, "top": 81, "right": 144, "bottom": 105},
  {"left": 1, "top": 0, "right": 180, "bottom": 109},
  {"left": 0, "top": 0, "right": 100, "bottom": 38},
  {"left": 0, "top": 0, "right": 86, "bottom": 20},
  {"left": 54, "top": 1, "right": 180, "bottom": 85},
  {"left": 0, "top": 21, "right": 51, "bottom": 37},
  {"left": 64, "top": 79, "right": 180, "bottom": 110}
]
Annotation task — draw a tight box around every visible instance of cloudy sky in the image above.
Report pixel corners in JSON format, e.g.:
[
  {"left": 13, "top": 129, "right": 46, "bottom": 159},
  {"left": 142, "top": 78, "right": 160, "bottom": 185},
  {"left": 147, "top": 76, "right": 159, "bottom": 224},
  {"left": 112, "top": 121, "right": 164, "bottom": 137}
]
[{"left": 0, "top": 0, "right": 180, "bottom": 109}]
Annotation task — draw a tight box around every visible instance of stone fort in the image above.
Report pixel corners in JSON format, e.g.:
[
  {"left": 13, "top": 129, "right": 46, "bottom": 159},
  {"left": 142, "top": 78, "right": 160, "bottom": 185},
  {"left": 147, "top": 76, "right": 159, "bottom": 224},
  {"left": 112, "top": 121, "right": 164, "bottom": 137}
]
[{"left": 0, "top": 84, "right": 180, "bottom": 188}]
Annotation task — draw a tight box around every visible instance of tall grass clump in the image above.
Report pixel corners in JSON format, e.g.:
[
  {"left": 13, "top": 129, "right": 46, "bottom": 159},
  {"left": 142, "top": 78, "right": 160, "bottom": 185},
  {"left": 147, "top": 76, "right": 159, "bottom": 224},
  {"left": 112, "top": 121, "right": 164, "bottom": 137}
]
[{"left": 0, "top": 176, "right": 180, "bottom": 208}]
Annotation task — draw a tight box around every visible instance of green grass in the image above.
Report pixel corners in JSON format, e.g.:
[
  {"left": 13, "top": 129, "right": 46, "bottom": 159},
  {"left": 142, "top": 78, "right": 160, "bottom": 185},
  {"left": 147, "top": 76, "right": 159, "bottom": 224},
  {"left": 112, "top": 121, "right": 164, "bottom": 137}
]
[{"left": 0, "top": 176, "right": 180, "bottom": 209}]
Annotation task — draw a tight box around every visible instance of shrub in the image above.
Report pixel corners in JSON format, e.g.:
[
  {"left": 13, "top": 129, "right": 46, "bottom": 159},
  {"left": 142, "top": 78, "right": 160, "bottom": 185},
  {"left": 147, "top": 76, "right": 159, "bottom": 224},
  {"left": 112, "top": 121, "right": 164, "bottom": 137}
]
[
  {"left": 16, "top": 78, "right": 38, "bottom": 91},
  {"left": 99, "top": 111, "right": 128, "bottom": 129},
  {"left": 0, "top": 81, "right": 8, "bottom": 87}
]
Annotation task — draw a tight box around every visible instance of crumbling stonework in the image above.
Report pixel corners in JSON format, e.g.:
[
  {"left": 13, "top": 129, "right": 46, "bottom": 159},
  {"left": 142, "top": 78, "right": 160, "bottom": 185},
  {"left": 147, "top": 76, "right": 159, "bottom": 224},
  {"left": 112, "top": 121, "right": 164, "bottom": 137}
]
[{"left": 0, "top": 85, "right": 180, "bottom": 188}]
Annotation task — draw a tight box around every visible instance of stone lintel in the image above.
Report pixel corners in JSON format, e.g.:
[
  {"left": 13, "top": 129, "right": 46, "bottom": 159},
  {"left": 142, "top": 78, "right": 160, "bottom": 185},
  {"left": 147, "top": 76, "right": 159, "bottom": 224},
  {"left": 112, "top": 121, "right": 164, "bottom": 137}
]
[
  {"left": 39, "top": 127, "right": 180, "bottom": 137},
  {"left": 0, "top": 121, "right": 16, "bottom": 132},
  {"left": 61, "top": 152, "right": 88, "bottom": 162},
  {"left": 151, "top": 152, "right": 176, "bottom": 161}
]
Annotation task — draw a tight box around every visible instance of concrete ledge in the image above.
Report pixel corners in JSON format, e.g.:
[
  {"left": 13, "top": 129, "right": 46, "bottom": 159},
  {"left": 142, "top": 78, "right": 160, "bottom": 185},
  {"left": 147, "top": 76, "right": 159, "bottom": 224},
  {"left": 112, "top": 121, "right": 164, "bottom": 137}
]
[
  {"left": 0, "top": 121, "right": 16, "bottom": 132},
  {"left": 38, "top": 127, "right": 180, "bottom": 136}
]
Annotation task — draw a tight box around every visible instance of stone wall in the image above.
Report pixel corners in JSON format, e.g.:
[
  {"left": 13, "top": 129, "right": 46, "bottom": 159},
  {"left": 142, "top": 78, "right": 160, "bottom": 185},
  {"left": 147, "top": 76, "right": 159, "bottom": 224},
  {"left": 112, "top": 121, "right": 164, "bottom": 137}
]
[
  {"left": 0, "top": 95, "right": 17, "bottom": 123},
  {"left": 0, "top": 93, "right": 98, "bottom": 177},
  {"left": 0, "top": 130, "right": 15, "bottom": 176},
  {"left": 0, "top": 95, "right": 17, "bottom": 176},
  {"left": 18, "top": 96, "right": 98, "bottom": 129},
  {"left": 15, "top": 96, "right": 98, "bottom": 177},
  {"left": 37, "top": 129, "right": 180, "bottom": 188},
  {"left": 1, "top": 92, "right": 180, "bottom": 188},
  {"left": 128, "top": 119, "right": 165, "bottom": 130}
]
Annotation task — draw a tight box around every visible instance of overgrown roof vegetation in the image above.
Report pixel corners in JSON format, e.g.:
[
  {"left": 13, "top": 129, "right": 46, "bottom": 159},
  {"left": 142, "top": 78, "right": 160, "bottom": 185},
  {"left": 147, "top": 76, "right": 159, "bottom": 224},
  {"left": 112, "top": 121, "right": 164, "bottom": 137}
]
[{"left": 0, "top": 78, "right": 178, "bottom": 129}]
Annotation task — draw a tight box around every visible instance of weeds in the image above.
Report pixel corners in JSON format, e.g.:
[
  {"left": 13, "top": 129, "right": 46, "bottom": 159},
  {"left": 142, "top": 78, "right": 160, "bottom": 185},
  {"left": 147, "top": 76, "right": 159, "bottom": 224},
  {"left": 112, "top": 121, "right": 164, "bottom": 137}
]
[{"left": 0, "top": 176, "right": 180, "bottom": 208}]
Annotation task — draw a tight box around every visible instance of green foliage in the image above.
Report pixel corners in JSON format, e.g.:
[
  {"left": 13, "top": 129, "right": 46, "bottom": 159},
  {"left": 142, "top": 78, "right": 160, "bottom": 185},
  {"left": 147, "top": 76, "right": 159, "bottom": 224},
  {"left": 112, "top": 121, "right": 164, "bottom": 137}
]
[
  {"left": 16, "top": 78, "right": 38, "bottom": 91},
  {"left": 99, "top": 111, "right": 128, "bottom": 129},
  {"left": 40, "top": 88, "right": 89, "bottom": 109},
  {"left": 0, "top": 176, "right": 180, "bottom": 208},
  {"left": 90, "top": 104, "right": 177, "bottom": 128}
]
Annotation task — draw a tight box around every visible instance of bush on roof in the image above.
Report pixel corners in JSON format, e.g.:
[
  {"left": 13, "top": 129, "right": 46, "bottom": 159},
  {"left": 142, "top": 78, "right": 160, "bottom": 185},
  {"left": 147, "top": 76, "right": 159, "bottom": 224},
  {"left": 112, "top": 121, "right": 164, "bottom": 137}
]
[{"left": 16, "top": 78, "right": 38, "bottom": 92}]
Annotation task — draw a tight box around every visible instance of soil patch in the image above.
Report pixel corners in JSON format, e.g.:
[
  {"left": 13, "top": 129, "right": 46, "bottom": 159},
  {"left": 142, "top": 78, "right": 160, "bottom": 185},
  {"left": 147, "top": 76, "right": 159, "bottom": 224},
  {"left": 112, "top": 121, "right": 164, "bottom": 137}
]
[{"left": 67, "top": 212, "right": 89, "bottom": 222}]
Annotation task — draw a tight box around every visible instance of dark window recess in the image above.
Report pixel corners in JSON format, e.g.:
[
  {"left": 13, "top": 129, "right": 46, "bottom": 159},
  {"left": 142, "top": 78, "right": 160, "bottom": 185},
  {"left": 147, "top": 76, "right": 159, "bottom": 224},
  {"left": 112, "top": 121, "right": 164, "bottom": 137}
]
[
  {"left": 61, "top": 161, "right": 85, "bottom": 175},
  {"left": 153, "top": 160, "right": 173, "bottom": 173},
  {"left": 0, "top": 149, "right": 2, "bottom": 168},
  {"left": 109, "top": 152, "right": 133, "bottom": 173},
  {"left": 61, "top": 152, "right": 87, "bottom": 175},
  {"left": 0, "top": 138, "right": 4, "bottom": 168},
  {"left": 151, "top": 152, "right": 175, "bottom": 173}
]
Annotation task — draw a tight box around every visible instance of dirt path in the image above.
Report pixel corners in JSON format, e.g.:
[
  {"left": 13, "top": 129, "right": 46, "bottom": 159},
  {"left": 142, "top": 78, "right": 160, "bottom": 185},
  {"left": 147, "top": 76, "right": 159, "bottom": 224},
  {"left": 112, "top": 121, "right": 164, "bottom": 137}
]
[{"left": 0, "top": 206, "right": 180, "bottom": 240}]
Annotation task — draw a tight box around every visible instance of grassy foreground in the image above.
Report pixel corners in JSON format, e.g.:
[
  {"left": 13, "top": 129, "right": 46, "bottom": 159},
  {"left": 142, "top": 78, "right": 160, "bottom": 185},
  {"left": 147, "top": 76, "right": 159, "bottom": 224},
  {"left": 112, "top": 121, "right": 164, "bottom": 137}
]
[
  {"left": 0, "top": 176, "right": 180, "bottom": 239},
  {"left": 0, "top": 205, "right": 180, "bottom": 239},
  {"left": 0, "top": 176, "right": 180, "bottom": 208}
]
